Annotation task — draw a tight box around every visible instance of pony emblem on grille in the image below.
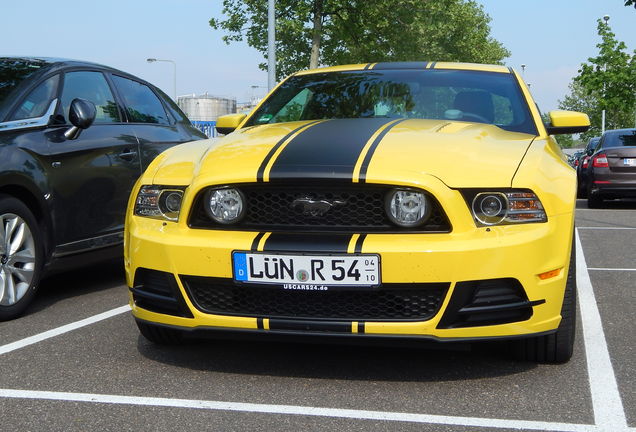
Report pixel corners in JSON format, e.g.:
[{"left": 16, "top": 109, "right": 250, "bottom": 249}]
[{"left": 291, "top": 196, "right": 346, "bottom": 217}]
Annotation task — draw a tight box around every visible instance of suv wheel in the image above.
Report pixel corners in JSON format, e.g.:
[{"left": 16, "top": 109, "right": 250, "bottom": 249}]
[{"left": 0, "top": 194, "right": 44, "bottom": 321}]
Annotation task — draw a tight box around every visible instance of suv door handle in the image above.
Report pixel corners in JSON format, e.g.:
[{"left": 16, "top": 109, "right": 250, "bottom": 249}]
[{"left": 118, "top": 149, "right": 137, "bottom": 161}]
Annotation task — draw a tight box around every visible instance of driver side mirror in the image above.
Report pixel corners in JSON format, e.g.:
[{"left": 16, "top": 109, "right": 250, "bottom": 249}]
[{"left": 64, "top": 98, "right": 96, "bottom": 140}]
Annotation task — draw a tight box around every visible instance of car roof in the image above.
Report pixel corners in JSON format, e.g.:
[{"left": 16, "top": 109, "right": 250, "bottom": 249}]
[
  {"left": 294, "top": 61, "right": 512, "bottom": 76},
  {"left": 603, "top": 128, "right": 636, "bottom": 135},
  {"left": 1, "top": 56, "right": 140, "bottom": 78}
]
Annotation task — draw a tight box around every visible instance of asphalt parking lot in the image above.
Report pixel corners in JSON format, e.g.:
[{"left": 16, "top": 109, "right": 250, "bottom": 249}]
[{"left": 0, "top": 200, "right": 634, "bottom": 432}]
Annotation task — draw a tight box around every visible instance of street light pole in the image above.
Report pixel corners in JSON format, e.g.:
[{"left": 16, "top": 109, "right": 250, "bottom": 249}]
[
  {"left": 267, "top": 0, "right": 276, "bottom": 91},
  {"left": 601, "top": 15, "right": 610, "bottom": 134},
  {"left": 147, "top": 58, "right": 177, "bottom": 101}
]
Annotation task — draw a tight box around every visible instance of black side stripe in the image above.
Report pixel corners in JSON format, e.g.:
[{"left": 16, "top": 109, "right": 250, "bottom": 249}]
[
  {"left": 257, "top": 318, "right": 264, "bottom": 329},
  {"left": 257, "top": 121, "right": 321, "bottom": 182},
  {"left": 250, "top": 232, "right": 266, "bottom": 251},
  {"left": 363, "top": 63, "right": 372, "bottom": 70},
  {"left": 354, "top": 234, "right": 366, "bottom": 253},
  {"left": 357, "top": 322, "right": 365, "bottom": 333},
  {"left": 263, "top": 233, "right": 352, "bottom": 253},
  {"left": 358, "top": 119, "right": 407, "bottom": 183},
  {"left": 268, "top": 118, "right": 396, "bottom": 181},
  {"left": 429, "top": 62, "right": 437, "bottom": 69}
]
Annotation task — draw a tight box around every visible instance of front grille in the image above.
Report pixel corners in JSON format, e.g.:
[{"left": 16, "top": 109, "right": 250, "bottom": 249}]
[
  {"left": 181, "top": 276, "right": 450, "bottom": 321},
  {"left": 188, "top": 183, "right": 451, "bottom": 233}
]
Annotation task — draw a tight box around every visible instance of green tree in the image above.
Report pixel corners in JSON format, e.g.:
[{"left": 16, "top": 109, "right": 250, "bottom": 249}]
[
  {"left": 558, "top": 81, "right": 601, "bottom": 140},
  {"left": 210, "top": 0, "right": 510, "bottom": 80},
  {"left": 625, "top": 1, "right": 635, "bottom": 9},
  {"left": 574, "top": 19, "right": 636, "bottom": 132}
]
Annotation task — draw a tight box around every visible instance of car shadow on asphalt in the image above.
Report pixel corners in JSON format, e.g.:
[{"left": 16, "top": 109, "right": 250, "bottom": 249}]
[
  {"left": 136, "top": 336, "right": 538, "bottom": 382},
  {"left": 576, "top": 198, "right": 636, "bottom": 210},
  {"left": 26, "top": 258, "right": 126, "bottom": 315}
]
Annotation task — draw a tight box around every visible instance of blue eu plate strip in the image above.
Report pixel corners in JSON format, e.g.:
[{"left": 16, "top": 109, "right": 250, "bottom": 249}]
[{"left": 233, "top": 252, "right": 248, "bottom": 281}]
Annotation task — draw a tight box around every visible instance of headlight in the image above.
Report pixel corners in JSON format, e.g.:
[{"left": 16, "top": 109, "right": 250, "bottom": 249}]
[
  {"left": 464, "top": 189, "right": 547, "bottom": 226},
  {"left": 134, "top": 185, "right": 185, "bottom": 221},
  {"left": 385, "top": 189, "right": 431, "bottom": 227},
  {"left": 204, "top": 187, "right": 245, "bottom": 224}
]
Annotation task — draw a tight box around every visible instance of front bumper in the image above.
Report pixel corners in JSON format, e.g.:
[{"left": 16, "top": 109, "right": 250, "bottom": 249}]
[{"left": 125, "top": 207, "right": 573, "bottom": 341}]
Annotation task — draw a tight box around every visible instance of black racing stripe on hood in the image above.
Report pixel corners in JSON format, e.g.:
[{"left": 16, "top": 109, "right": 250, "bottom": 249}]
[
  {"left": 257, "top": 121, "right": 321, "bottom": 182},
  {"left": 263, "top": 233, "right": 352, "bottom": 253},
  {"left": 358, "top": 119, "right": 407, "bottom": 183},
  {"left": 267, "top": 118, "right": 397, "bottom": 181}
]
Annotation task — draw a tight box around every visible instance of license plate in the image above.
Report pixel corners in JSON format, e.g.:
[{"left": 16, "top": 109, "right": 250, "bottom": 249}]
[
  {"left": 232, "top": 252, "right": 380, "bottom": 288},
  {"left": 624, "top": 158, "right": 635, "bottom": 166}
]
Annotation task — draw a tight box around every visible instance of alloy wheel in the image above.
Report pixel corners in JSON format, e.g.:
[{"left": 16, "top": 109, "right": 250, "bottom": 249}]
[{"left": 0, "top": 213, "right": 36, "bottom": 306}]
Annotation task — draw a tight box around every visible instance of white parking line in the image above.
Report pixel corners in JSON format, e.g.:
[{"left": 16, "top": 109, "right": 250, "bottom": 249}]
[
  {"left": 0, "top": 388, "right": 609, "bottom": 432},
  {"left": 588, "top": 268, "right": 636, "bottom": 272},
  {"left": 0, "top": 235, "right": 631, "bottom": 431},
  {"left": 577, "top": 227, "right": 636, "bottom": 230},
  {"left": 0, "top": 305, "right": 130, "bottom": 356},
  {"left": 576, "top": 230, "right": 628, "bottom": 430}
]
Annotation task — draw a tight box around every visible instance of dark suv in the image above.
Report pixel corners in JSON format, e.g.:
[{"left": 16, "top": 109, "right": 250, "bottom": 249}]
[
  {"left": 586, "top": 128, "right": 636, "bottom": 208},
  {"left": 0, "top": 57, "right": 206, "bottom": 320}
]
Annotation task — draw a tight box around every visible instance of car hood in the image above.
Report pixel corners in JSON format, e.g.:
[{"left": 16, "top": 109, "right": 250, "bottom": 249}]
[{"left": 181, "top": 118, "right": 536, "bottom": 188}]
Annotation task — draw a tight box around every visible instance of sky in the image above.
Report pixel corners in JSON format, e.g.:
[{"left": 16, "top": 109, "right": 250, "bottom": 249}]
[{"left": 2, "top": 0, "right": 635, "bottom": 112}]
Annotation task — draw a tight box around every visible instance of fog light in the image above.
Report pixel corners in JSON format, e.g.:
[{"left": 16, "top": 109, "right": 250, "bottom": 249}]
[
  {"left": 205, "top": 188, "right": 245, "bottom": 224},
  {"left": 386, "top": 189, "right": 431, "bottom": 227}
]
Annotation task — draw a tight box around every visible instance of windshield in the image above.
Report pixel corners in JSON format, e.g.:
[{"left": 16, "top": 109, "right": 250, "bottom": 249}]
[
  {"left": 602, "top": 129, "right": 636, "bottom": 148},
  {"left": 0, "top": 58, "right": 49, "bottom": 108},
  {"left": 245, "top": 69, "right": 537, "bottom": 135}
]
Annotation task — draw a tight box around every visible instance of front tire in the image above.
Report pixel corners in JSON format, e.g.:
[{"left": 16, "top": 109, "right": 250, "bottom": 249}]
[
  {"left": 0, "top": 194, "right": 44, "bottom": 321},
  {"left": 512, "top": 241, "right": 576, "bottom": 363}
]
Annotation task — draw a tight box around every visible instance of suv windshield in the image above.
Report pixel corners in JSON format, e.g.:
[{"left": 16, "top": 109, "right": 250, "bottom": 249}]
[
  {"left": 0, "top": 58, "right": 49, "bottom": 108},
  {"left": 245, "top": 69, "right": 537, "bottom": 135}
]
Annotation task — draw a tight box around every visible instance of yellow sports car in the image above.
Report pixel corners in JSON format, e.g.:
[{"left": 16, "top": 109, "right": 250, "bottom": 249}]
[{"left": 124, "top": 62, "right": 589, "bottom": 363}]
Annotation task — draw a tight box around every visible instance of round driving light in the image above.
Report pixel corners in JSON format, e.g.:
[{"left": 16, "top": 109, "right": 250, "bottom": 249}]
[
  {"left": 205, "top": 188, "right": 245, "bottom": 224},
  {"left": 472, "top": 193, "right": 507, "bottom": 225},
  {"left": 385, "top": 189, "right": 431, "bottom": 227},
  {"left": 163, "top": 192, "right": 182, "bottom": 213},
  {"left": 480, "top": 195, "right": 503, "bottom": 217}
]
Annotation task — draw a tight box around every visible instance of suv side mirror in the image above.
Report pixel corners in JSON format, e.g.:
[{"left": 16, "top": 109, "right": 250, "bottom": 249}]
[
  {"left": 64, "top": 98, "right": 96, "bottom": 140},
  {"left": 545, "top": 110, "right": 590, "bottom": 135},
  {"left": 215, "top": 113, "right": 247, "bottom": 135}
]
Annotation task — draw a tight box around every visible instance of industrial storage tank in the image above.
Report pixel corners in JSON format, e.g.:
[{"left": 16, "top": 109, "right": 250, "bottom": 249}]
[{"left": 177, "top": 93, "right": 237, "bottom": 137}]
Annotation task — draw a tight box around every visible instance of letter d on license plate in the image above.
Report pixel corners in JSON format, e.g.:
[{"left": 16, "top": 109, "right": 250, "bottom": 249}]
[{"left": 232, "top": 252, "right": 380, "bottom": 287}]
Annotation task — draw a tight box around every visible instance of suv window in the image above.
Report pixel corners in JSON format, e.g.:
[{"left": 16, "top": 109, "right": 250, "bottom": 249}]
[
  {"left": 10, "top": 74, "right": 59, "bottom": 120},
  {"left": 0, "top": 58, "right": 49, "bottom": 108},
  {"left": 111, "top": 75, "right": 169, "bottom": 125},
  {"left": 61, "top": 71, "right": 120, "bottom": 123}
]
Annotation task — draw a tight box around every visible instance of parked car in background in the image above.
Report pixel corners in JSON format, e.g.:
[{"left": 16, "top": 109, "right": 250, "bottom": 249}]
[
  {"left": 126, "top": 61, "right": 589, "bottom": 363},
  {"left": 568, "top": 150, "right": 583, "bottom": 168},
  {"left": 577, "top": 136, "right": 600, "bottom": 198},
  {"left": 587, "top": 128, "right": 636, "bottom": 208},
  {"left": 0, "top": 56, "right": 207, "bottom": 320}
]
